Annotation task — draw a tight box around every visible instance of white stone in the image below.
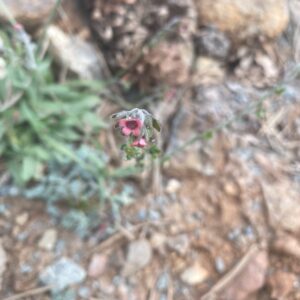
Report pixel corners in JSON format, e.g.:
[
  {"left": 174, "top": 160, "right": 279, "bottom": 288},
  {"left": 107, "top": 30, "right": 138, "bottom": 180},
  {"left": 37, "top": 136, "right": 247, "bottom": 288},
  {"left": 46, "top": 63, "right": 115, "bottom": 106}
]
[
  {"left": 38, "top": 229, "right": 57, "bottom": 251},
  {"left": 181, "top": 264, "right": 209, "bottom": 285},
  {"left": 122, "top": 239, "right": 152, "bottom": 276},
  {"left": 165, "top": 179, "right": 181, "bottom": 194},
  {"left": 16, "top": 212, "right": 29, "bottom": 226}
]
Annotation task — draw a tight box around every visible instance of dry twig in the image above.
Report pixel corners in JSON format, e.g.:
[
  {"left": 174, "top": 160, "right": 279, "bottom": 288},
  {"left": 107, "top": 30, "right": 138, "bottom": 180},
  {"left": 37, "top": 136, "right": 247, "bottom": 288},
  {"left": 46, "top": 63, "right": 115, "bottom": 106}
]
[{"left": 3, "top": 286, "right": 52, "bottom": 300}]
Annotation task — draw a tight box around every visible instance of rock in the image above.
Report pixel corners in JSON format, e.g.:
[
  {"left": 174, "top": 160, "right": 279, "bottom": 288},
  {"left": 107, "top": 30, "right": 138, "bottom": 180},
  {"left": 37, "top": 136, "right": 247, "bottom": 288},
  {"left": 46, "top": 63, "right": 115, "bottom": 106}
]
[
  {"left": 262, "top": 180, "right": 300, "bottom": 233},
  {"left": 196, "top": 0, "right": 289, "bottom": 41},
  {"left": 167, "top": 234, "right": 190, "bottom": 256},
  {"left": 138, "top": 40, "right": 193, "bottom": 89},
  {"left": 88, "top": 254, "right": 107, "bottom": 278},
  {"left": 46, "top": 25, "right": 103, "bottom": 80},
  {"left": 0, "top": 0, "right": 57, "bottom": 27},
  {"left": 122, "top": 239, "right": 152, "bottom": 276},
  {"left": 194, "top": 27, "right": 231, "bottom": 59},
  {"left": 273, "top": 234, "right": 300, "bottom": 260},
  {"left": 148, "top": 210, "right": 161, "bottom": 221},
  {"left": 180, "top": 263, "right": 209, "bottom": 285},
  {"left": 16, "top": 212, "right": 29, "bottom": 226},
  {"left": 203, "top": 248, "right": 268, "bottom": 300},
  {"left": 38, "top": 229, "right": 57, "bottom": 251},
  {"left": 150, "top": 232, "right": 167, "bottom": 252},
  {"left": 215, "top": 257, "right": 226, "bottom": 274},
  {"left": 78, "top": 286, "right": 91, "bottom": 299},
  {"left": 0, "top": 241, "right": 7, "bottom": 288},
  {"left": 85, "top": 0, "right": 196, "bottom": 76},
  {"left": 165, "top": 179, "right": 182, "bottom": 194},
  {"left": 194, "top": 56, "right": 225, "bottom": 85},
  {"left": 268, "top": 271, "right": 296, "bottom": 300},
  {"left": 223, "top": 181, "right": 239, "bottom": 197},
  {"left": 0, "top": 203, "right": 10, "bottom": 218},
  {"left": 222, "top": 250, "right": 268, "bottom": 300},
  {"left": 39, "top": 257, "right": 86, "bottom": 292},
  {"left": 156, "top": 271, "right": 169, "bottom": 291}
]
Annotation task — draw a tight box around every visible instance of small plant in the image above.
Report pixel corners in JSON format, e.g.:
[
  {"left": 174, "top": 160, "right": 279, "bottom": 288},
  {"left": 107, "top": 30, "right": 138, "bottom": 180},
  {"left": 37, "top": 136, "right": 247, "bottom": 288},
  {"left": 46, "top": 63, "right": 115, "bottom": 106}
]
[
  {"left": 0, "top": 26, "right": 106, "bottom": 186},
  {"left": 112, "top": 108, "right": 161, "bottom": 163},
  {"left": 0, "top": 24, "right": 140, "bottom": 239}
]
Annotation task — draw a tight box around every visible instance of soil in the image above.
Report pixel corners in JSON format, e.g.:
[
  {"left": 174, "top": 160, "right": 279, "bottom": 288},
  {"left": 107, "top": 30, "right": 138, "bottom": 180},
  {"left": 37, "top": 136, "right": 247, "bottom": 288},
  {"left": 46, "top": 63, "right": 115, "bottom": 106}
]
[{"left": 1, "top": 1, "right": 300, "bottom": 300}]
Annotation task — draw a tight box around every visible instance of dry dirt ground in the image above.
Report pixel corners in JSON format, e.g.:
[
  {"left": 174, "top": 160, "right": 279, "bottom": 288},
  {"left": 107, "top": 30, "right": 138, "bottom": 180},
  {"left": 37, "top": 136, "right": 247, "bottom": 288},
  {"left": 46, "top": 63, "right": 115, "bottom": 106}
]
[
  {"left": 1, "top": 0, "right": 300, "bottom": 299},
  {"left": 2, "top": 80, "right": 300, "bottom": 300}
]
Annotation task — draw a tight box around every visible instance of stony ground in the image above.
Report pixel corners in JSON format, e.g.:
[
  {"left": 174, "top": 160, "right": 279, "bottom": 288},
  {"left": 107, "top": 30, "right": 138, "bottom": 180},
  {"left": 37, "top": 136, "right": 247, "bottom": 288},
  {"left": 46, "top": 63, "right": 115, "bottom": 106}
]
[
  {"left": 1, "top": 0, "right": 300, "bottom": 300},
  {"left": 2, "top": 80, "right": 300, "bottom": 300}
]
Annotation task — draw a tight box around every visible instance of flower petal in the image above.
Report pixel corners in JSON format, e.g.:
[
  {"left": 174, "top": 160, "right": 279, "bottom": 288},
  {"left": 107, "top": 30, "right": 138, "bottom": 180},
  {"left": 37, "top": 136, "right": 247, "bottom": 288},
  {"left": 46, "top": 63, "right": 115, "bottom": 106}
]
[
  {"left": 132, "top": 140, "right": 139, "bottom": 147},
  {"left": 135, "top": 119, "right": 142, "bottom": 128},
  {"left": 118, "top": 119, "right": 127, "bottom": 127},
  {"left": 122, "top": 127, "right": 131, "bottom": 136},
  {"left": 132, "top": 137, "right": 147, "bottom": 148},
  {"left": 132, "top": 128, "right": 141, "bottom": 137},
  {"left": 139, "top": 138, "right": 147, "bottom": 147}
]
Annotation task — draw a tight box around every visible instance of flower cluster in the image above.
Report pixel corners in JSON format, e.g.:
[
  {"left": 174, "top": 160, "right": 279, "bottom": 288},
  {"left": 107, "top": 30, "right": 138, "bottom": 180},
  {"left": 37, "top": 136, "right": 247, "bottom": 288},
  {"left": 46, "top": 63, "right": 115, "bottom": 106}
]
[{"left": 112, "top": 108, "right": 160, "bottom": 160}]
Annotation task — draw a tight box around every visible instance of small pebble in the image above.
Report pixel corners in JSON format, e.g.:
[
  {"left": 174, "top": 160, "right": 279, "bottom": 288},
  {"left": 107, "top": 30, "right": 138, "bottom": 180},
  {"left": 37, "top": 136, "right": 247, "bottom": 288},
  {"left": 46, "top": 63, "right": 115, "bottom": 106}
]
[
  {"left": 16, "top": 212, "right": 29, "bottom": 226},
  {"left": 55, "top": 239, "right": 65, "bottom": 256},
  {"left": 148, "top": 210, "right": 161, "bottom": 221},
  {"left": 113, "top": 275, "right": 123, "bottom": 286},
  {"left": 168, "top": 234, "right": 190, "bottom": 256},
  {"left": 122, "top": 239, "right": 152, "bottom": 276},
  {"left": 150, "top": 232, "right": 167, "bottom": 251},
  {"left": 78, "top": 286, "right": 91, "bottom": 299},
  {"left": 38, "top": 229, "right": 57, "bottom": 251},
  {"left": 228, "top": 228, "right": 241, "bottom": 241},
  {"left": 244, "top": 225, "right": 255, "bottom": 239},
  {"left": 39, "top": 257, "right": 86, "bottom": 292},
  {"left": 181, "top": 264, "right": 209, "bottom": 285},
  {"left": 137, "top": 208, "right": 147, "bottom": 221},
  {"left": 165, "top": 179, "right": 181, "bottom": 194},
  {"left": 20, "top": 264, "right": 32, "bottom": 274},
  {"left": 88, "top": 254, "right": 107, "bottom": 278},
  {"left": 0, "top": 204, "right": 8, "bottom": 215},
  {"left": 157, "top": 272, "right": 169, "bottom": 291},
  {"left": 16, "top": 231, "right": 29, "bottom": 242},
  {"left": 8, "top": 187, "right": 19, "bottom": 197},
  {"left": 215, "top": 257, "right": 225, "bottom": 273}
]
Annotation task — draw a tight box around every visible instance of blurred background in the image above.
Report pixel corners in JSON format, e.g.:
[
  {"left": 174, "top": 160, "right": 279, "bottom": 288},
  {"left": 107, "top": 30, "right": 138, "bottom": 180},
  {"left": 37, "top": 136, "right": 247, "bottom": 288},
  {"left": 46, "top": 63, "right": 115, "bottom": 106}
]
[{"left": 0, "top": 0, "right": 300, "bottom": 299}]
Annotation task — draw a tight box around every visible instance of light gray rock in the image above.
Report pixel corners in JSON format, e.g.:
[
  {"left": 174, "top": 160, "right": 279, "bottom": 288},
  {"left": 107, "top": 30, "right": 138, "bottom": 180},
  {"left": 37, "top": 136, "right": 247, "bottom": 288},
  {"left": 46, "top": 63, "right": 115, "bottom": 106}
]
[
  {"left": 38, "top": 229, "right": 57, "bottom": 251},
  {"left": 39, "top": 257, "right": 86, "bottom": 292},
  {"left": 46, "top": 25, "right": 103, "bottom": 80},
  {"left": 122, "top": 239, "right": 152, "bottom": 276},
  {"left": 0, "top": 0, "right": 56, "bottom": 27},
  {"left": 88, "top": 254, "right": 107, "bottom": 278},
  {"left": 181, "top": 263, "right": 209, "bottom": 285}
]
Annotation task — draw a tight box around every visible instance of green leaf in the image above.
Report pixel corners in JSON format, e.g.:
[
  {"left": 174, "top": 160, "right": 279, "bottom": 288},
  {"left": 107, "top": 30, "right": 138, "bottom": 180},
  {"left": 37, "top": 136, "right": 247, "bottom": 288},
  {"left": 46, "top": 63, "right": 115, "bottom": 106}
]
[
  {"left": 26, "top": 146, "right": 51, "bottom": 161},
  {"left": 82, "top": 112, "right": 107, "bottom": 129},
  {"left": 201, "top": 131, "right": 214, "bottom": 140},
  {"left": 274, "top": 85, "right": 286, "bottom": 95},
  {"left": 64, "top": 79, "right": 105, "bottom": 91},
  {"left": 20, "top": 102, "right": 45, "bottom": 133},
  {"left": 152, "top": 118, "right": 161, "bottom": 132},
  {"left": 21, "top": 156, "right": 38, "bottom": 182},
  {"left": 42, "top": 136, "right": 86, "bottom": 168},
  {"left": 148, "top": 145, "right": 160, "bottom": 158}
]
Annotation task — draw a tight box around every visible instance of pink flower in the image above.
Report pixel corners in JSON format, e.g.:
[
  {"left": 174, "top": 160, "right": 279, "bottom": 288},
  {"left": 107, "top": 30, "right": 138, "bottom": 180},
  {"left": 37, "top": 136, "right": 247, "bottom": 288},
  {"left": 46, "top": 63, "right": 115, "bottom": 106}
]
[
  {"left": 132, "top": 137, "right": 147, "bottom": 148},
  {"left": 13, "top": 23, "right": 23, "bottom": 31},
  {"left": 118, "top": 118, "right": 142, "bottom": 137}
]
